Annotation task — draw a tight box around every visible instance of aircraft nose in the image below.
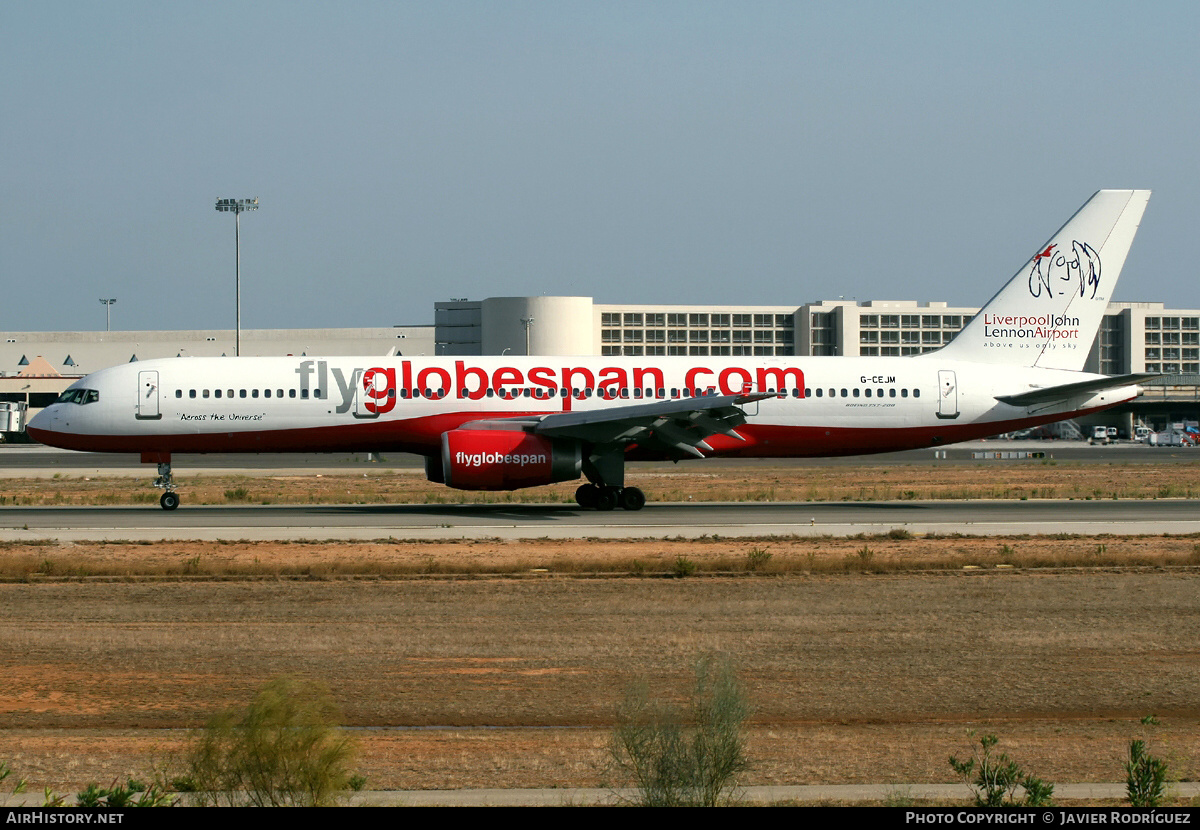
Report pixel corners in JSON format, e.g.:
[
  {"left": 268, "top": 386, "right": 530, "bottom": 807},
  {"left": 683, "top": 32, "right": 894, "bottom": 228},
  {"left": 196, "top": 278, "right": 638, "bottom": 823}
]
[
  {"left": 26, "top": 404, "right": 63, "bottom": 445},
  {"left": 27, "top": 406, "right": 51, "bottom": 431}
]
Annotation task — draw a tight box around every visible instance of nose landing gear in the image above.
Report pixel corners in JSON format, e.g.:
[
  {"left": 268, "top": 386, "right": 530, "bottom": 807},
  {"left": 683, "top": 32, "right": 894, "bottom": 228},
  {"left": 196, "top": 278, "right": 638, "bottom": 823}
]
[{"left": 152, "top": 459, "right": 179, "bottom": 510}]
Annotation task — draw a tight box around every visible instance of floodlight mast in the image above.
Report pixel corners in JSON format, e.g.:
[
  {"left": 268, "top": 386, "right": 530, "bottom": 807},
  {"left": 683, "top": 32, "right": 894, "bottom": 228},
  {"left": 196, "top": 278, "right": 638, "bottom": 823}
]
[
  {"left": 99, "top": 298, "right": 116, "bottom": 331},
  {"left": 214, "top": 198, "right": 259, "bottom": 356},
  {"left": 521, "top": 316, "right": 534, "bottom": 355}
]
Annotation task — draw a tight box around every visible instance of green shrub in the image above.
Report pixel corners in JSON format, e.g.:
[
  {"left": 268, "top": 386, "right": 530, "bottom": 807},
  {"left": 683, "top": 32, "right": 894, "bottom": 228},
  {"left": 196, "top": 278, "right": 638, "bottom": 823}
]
[
  {"left": 610, "top": 655, "right": 749, "bottom": 806},
  {"left": 1125, "top": 739, "right": 1168, "bottom": 808},
  {"left": 184, "top": 677, "right": 358, "bottom": 807},
  {"left": 949, "top": 732, "right": 1053, "bottom": 807},
  {"left": 75, "top": 780, "right": 173, "bottom": 808},
  {"left": 745, "top": 547, "right": 772, "bottom": 571},
  {"left": 0, "top": 761, "right": 27, "bottom": 806},
  {"left": 672, "top": 555, "right": 697, "bottom": 578}
]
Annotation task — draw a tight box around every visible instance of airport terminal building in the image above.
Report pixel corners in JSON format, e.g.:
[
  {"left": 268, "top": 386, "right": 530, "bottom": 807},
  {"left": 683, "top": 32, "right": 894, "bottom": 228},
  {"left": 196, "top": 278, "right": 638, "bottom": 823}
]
[
  {"left": 433, "top": 296, "right": 1195, "bottom": 377},
  {"left": 3, "top": 296, "right": 1198, "bottom": 433}
]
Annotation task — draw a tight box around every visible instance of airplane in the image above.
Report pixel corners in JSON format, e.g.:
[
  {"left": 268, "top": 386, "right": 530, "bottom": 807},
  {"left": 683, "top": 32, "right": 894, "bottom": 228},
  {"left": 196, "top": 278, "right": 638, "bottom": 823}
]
[{"left": 28, "top": 190, "right": 1154, "bottom": 512}]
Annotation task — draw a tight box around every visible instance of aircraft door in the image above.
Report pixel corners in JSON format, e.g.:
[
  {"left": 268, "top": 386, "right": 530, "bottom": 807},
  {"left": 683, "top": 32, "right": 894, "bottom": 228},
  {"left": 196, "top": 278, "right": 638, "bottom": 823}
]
[
  {"left": 136, "top": 370, "right": 161, "bottom": 420},
  {"left": 937, "top": 370, "right": 959, "bottom": 420},
  {"left": 353, "top": 369, "right": 381, "bottom": 419}
]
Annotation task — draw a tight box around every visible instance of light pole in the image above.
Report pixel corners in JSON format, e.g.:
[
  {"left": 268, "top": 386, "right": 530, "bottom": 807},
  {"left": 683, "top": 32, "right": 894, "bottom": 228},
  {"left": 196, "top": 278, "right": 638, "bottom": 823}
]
[
  {"left": 215, "top": 198, "right": 259, "bottom": 356},
  {"left": 99, "top": 298, "right": 116, "bottom": 331},
  {"left": 521, "top": 317, "right": 535, "bottom": 355}
]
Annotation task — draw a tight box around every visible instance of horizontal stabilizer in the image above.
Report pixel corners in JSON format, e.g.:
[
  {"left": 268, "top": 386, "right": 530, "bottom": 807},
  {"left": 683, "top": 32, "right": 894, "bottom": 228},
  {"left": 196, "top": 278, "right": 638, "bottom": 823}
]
[{"left": 995, "top": 373, "right": 1159, "bottom": 407}]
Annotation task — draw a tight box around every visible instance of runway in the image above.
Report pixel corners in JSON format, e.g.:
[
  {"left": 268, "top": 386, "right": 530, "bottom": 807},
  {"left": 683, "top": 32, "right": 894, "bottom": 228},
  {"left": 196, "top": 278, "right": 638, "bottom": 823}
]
[
  {"left": 2, "top": 498, "right": 1198, "bottom": 542},
  {"left": 1, "top": 442, "right": 1197, "bottom": 540},
  {"left": 1, "top": 439, "right": 1198, "bottom": 476}
]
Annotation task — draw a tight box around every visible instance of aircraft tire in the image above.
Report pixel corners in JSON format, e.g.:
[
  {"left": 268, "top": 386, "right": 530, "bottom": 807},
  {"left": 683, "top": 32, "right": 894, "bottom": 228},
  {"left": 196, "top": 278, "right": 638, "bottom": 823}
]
[
  {"left": 595, "top": 487, "right": 618, "bottom": 511},
  {"left": 575, "top": 483, "right": 599, "bottom": 509},
  {"left": 160, "top": 492, "right": 180, "bottom": 511},
  {"left": 619, "top": 487, "right": 646, "bottom": 511}
]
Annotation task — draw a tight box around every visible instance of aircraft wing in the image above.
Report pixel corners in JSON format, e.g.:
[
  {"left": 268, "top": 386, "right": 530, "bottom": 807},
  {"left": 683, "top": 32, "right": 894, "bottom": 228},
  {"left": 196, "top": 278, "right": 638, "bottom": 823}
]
[
  {"left": 534, "top": 391, "right": 774, "bottom": 457},
  {"left": 460, "top": 392, "right": 774, "bottom": 459},
  {"left": 995, "top": 373, "right": 1160, "bottom": 407}
]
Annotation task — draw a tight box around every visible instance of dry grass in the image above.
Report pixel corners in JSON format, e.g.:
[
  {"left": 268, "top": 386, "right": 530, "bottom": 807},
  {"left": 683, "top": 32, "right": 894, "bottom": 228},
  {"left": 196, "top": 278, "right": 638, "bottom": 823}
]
[
  {"left": 4, "top": 460, "right": 1200, "bottom": 506},
  {"left": 0, "top": 533, "right": 1199, "bottom": 580}
]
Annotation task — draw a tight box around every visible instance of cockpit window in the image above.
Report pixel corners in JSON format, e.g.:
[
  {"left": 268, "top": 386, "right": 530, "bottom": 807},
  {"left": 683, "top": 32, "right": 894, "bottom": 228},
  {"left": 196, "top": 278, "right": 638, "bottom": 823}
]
[{"left": 55, "top": 388, "right": 99, "bottom": 405}]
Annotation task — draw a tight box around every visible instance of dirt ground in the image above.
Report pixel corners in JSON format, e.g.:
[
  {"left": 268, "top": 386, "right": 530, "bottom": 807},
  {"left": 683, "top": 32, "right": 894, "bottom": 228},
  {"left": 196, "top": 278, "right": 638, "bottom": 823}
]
[
  {"left": 3, "top": 460, "right": 1200, "bottom": 800},
  {"left": 1, "top": 536, "right": 1199, "bottom": 795}
]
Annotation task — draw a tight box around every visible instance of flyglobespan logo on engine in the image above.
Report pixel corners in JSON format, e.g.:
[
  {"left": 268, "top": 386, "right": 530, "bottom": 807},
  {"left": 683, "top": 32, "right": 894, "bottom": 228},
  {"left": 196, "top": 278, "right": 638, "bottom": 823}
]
[{"left": 456, "top": 451, "right": 547, "bottom": 467}]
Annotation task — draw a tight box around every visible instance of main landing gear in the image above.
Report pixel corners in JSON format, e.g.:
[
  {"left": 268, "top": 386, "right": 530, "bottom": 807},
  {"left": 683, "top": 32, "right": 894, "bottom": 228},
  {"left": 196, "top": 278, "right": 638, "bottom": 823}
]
[
  {"left": 153, "top": 460, "right": 179, "bottom": 510},
  {"left": 575, "top": 483, "right": 646, "bottom": 511},
  {"left": 573, "top": 446, "right": 645, "bottom": 511}
]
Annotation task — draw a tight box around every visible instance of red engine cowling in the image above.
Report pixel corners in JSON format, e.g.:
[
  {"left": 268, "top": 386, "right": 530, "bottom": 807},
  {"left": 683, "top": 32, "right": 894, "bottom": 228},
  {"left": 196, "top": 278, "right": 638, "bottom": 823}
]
[{"left": 440, "top": 429, "right": 582, "bottom": 491}]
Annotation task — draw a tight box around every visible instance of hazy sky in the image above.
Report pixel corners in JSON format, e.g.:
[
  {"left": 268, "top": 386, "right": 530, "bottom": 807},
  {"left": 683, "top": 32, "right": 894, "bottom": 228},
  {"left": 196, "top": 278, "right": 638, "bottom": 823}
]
[{"left": 3, "top": 1, "right": 1197, "bottom": 332}]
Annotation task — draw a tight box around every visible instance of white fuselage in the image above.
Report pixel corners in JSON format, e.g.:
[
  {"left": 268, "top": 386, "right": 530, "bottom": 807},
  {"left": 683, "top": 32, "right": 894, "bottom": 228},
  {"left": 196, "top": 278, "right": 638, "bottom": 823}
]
[{"left": 28, "top": 353, "right": 1135, "bottom": 460}]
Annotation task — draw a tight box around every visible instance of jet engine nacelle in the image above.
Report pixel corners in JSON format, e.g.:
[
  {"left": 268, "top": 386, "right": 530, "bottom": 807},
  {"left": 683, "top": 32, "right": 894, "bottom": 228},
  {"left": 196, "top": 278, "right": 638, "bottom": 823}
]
[{"left": 439, "top": 429, "right": 582, "bottom": 491}]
